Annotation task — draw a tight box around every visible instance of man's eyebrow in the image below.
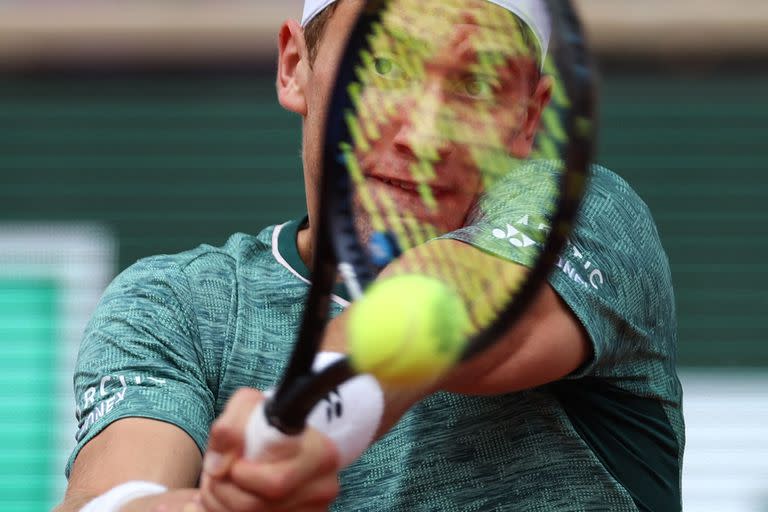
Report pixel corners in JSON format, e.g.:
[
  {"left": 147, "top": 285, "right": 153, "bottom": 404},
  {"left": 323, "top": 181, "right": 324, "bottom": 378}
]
[
  {"left": 374, "top": 21, "right": 526, "bottom": 73},
  {"left": 384, "top": 27, "right": 428, "bottom": 53},
  {"left": 475, "top": 49, "right": 523, "bottom": 68}
]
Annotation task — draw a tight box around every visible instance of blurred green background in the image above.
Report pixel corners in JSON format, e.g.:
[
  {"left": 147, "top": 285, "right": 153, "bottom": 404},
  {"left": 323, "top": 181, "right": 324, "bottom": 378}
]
[{"left": 0, "top": 1, "right": 766, "bottom": 511}]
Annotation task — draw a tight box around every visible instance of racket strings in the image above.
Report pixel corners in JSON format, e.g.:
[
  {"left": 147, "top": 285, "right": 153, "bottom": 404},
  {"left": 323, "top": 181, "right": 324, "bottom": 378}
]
[
  {"left": 344, "top": 0, "right": 572, "bottom": 332},
  {"left": 386, "top": 241, "right": 527, "bottom": 332}
]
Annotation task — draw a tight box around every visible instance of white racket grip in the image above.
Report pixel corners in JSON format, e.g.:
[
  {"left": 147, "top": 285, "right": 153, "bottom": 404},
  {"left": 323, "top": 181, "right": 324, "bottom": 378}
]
[
  {"left": 244, "top": 352, "right": 384, "bottom": 468},
  {"left": 243, "top": 399, "right": 292, "bottom": 461}
]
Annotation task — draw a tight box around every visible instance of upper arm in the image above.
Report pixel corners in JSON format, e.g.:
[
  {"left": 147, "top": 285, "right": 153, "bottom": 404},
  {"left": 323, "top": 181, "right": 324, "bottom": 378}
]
[
  {"left": 64, "top": 418, "right": 202, "bottom": 499},
  {"left": 62, "top": 256, "right": 218, "bottom": 508},
  {"left": 440, "top": 165, "right": 673, "bottom": 393},
  {"left": 69, "top": 257, "right": 215, "bottom": 466}
]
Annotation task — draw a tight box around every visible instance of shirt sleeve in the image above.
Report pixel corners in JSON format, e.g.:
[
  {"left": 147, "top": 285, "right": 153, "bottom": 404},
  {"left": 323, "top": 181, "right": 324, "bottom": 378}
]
[
  {"left": 66, "top": 256, "right": 215, "bottom": 477},
  {"left": 443, "top": 165, "right": 675, "bottom": 379}
]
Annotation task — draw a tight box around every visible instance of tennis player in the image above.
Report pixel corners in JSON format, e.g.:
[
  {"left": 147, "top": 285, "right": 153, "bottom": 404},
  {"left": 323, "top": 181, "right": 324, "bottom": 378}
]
[{"left": 55, "top": 1, "right": 683, "bottom": 511}]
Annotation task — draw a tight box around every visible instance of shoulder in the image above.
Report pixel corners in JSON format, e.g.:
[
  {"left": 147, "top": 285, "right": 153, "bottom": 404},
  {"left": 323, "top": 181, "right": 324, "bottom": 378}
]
[
  {"left": 93, "top": 226, "right": 283, "bottom": 343},
  {"left": 72, "top": 225, "right": 286, "bottom": 444},
  {"left": 143, "top": 228, "right": 274, "bottom": 278},
  {"left": 556, "top": 163, "right": 672, "bottom": 295},
  {"left": 579, "top": 165, "right": 657, "bottom": 238},
  {"left": 571, "top": 165, "right": 671, "bottom": 287},
  {"left": 552, "top": 165, "right": 677, "bottom": 373},
  {"left": 112, "top": 227, "right": 276, "bottom": 292}
]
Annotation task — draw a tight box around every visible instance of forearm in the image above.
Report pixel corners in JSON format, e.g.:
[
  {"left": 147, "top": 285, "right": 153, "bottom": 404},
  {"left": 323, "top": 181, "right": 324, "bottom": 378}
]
[
  {"left": 320, "top": 240, "right": 588, "bottom": 436},
  {"left": 61, "top": 419, "right": 203, "bottom": 512},
  {"left": 321, "top": 306, "right": 515, "bottom": 438},
  {"left": 53, "top": 491, "right": 94, "bottom": 512}
]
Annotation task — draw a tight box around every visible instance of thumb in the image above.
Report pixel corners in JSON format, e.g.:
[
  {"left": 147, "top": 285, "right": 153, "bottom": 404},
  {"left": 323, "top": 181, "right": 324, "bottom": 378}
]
[{"left": 204, "top": 388, "right": 266, "bottom": 477}]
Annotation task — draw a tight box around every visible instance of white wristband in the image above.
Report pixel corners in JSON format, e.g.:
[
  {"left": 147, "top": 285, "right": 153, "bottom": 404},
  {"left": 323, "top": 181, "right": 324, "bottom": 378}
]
[
  {"left": 79, "top": 481, "right": 167, "bottom": 512},
  {"left": 245, "top": 352, "right": 384, "bottom": 467}
]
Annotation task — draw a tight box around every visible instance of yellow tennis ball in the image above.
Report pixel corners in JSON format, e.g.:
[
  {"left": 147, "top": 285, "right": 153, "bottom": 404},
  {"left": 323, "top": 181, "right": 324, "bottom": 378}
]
[{"left": 347, "top": 274, "right": 471, "bottom": 386}]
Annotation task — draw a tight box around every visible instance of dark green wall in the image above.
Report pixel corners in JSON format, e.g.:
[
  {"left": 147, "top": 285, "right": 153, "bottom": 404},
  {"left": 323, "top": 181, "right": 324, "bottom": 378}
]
[
  {"left": 0, "top": 72, "right": 305, "bottom": 256},
  {"left": 597, "top": 69, "right": 767, "bottom": 366},
  {"left": 1, "top": 66, "right": 766, "bottom": 366}
]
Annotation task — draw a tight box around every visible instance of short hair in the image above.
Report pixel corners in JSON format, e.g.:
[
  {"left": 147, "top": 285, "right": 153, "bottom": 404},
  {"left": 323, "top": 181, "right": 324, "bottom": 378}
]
[{"left": 304, "top": 2, "right": 341, "bottom": 66}]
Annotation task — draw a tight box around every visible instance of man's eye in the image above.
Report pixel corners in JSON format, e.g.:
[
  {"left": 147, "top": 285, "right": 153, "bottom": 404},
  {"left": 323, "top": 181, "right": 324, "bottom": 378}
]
[
  {"left": 373, "top": 57, "right": 403, "bottom": 79},
  {"left": 374, "top": 57, "right": 393, "bottom": 75},
  {"left": 456, "top": 75, "right": 498, "bottom": 100}
]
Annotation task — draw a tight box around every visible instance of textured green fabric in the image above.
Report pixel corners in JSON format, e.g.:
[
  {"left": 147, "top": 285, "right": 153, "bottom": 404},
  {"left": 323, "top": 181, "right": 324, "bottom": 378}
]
[
  {"left": 445, "top": 165, "right": 683, "bottom": 511},
  {"left": 67, "top": 166, "right": 682, "bottom": 511}
]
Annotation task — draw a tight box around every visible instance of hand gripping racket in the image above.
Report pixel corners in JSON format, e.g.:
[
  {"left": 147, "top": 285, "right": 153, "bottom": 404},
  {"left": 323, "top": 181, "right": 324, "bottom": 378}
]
[{"left": 246, "top": 0, "right": 597, "bottom": 467}]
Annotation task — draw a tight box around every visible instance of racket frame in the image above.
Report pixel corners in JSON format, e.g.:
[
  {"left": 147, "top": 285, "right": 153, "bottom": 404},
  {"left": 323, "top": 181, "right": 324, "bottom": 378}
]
[{"left": 266, "top": 0, "right": 597, "bottom": 434}]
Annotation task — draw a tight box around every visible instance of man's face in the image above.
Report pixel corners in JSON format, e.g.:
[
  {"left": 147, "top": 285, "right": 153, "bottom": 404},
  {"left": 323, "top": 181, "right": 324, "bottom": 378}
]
[{"left": 291, "top": 0, "right": 549, "bottom": 240}]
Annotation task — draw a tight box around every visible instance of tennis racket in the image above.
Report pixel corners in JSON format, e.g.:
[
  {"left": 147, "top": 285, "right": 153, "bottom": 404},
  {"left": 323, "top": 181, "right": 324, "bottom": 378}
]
[{"left": 247, "top": 0, "right": 597, "bottom": 466}]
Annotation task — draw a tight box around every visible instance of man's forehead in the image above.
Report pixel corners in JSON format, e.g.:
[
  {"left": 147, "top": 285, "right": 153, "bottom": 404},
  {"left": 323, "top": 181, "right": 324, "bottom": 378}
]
[
  {"left": 380, "top": 0, "right": 527, "bottom": 56},
  {"left": 302, "top": 0, "right": 550, "bottom": 63}
]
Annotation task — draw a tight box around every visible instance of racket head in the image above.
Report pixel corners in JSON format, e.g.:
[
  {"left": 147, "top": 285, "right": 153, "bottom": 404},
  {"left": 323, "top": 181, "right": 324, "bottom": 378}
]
[
  {"left": 269, "top": 0, "right": 596, "bottom": 432},
  {"left": 324, "top": 0, "right": 595, "bottom": 356}
]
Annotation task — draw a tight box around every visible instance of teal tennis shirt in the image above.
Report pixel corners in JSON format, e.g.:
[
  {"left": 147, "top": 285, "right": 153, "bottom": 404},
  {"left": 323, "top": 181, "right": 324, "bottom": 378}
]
[{"left": 67, "top": 165, "right": 683, "bottom": 511}]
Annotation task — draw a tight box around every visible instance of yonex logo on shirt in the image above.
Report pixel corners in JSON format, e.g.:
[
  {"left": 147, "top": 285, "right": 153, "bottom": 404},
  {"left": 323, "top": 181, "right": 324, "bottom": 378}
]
[
  {"left": 490, "top": 215, "right": 606, "bottom": 291},
  {"left": 491, "top": 214, "right": 549, "bottom": 248},
  {"left": 492, "top": 224, "right": 537, "bottom": 248}
]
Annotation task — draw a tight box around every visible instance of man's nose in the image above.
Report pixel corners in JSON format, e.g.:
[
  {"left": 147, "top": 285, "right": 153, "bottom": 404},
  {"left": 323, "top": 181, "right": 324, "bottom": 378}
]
[{"left": 391, "top": 82, "right": 452, "bottom": 162}]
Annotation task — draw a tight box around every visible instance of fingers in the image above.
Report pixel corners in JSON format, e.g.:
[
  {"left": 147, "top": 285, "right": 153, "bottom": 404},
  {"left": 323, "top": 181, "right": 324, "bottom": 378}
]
[
  {"left": 202, "top": 428, "right": 340, "bottom": 512},
  {"left": 228, "top": 429, "right": 339, "bottom": 499},
  {"left": 201, "top": 387, "right": 342, "bottom": 511},
  {"left": 268, "top": 473, "right": 340, "bottom": 510},
  {"left": 200, "top": 473, "right": 265, "bottom": 512},
  {"left": 204, "top": 388, "right": 264, "bottom": 478},
  {"left": 205, "top": 387, "right": 307, "bottom": 479},
  {"left": 203, "top": 471, "right": 339, "bottom": 512}
]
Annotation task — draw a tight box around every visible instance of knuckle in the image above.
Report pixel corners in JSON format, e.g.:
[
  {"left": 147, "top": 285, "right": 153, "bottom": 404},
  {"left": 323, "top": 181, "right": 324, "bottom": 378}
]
[
  {"left": 237, "top": 494, "right": 266, "bottom": 512},
  {"left": 209, "top": 421, "right": 229, "bottom": 438},
  {"left": 210, "top": 480, "right": 263, "bottom": 512},
  {"left": 263, "top": 471, "right": 293, "bottom": 500},
  {"left": 314, "top": 432, "right": 341, "bottom": 471},
  {"left": 221, "top": 387, "right": 263, "bottom": 416},
  {"left": 323, "top": 444, "right": 341, "bottom": 471},
  {"left": 319, "top": 477, "right": 341, "bottom": 502},
  {"left": 305, "top": 476, "right": 341, "bottom": 506},
  {"left": 222, "top": 489, "right": 264, "bottom": 512},
  {"left": 199, "top": 490, "right": 224, "bottom": 512},
  {"left": 233, "top": 387, "right": 263, "bottom": 403}
]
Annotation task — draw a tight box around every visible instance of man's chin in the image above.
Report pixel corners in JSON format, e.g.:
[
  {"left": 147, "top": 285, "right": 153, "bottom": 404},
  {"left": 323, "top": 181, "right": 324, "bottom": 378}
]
[{"left": 351, "top": 207, "right": 462, "bottom": 253}]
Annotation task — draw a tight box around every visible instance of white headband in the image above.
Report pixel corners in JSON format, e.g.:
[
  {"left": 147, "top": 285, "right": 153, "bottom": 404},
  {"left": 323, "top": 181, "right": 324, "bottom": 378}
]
[{"left": 301, "top": 0, "right": 551, "bottom": 60}]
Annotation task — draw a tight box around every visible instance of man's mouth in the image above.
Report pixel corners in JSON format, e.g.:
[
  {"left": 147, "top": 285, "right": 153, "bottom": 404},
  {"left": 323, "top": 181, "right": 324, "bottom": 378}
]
[
  {"left": 367, "top": 174, "right": 455, "bottom": 197},
  {"left": 373, "top": 176, "right": 420, "bottom": 192}
]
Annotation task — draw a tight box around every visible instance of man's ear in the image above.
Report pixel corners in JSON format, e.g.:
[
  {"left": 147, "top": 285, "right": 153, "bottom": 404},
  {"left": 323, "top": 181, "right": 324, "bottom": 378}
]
[
  {"left": 277, "top": 19, "right": 310, "bottom": 116},
  {"left": 511, "top": 74, "right": 553, "bottom": 156}
]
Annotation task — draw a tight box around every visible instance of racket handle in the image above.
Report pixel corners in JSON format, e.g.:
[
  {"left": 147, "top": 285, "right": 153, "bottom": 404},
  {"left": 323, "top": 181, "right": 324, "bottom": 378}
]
[
  {"left": 244, "top": 399, "right": 296, "bottom": 461},
  {"left": 244, "top": 352, "right": 384, "bottom": 467}
]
